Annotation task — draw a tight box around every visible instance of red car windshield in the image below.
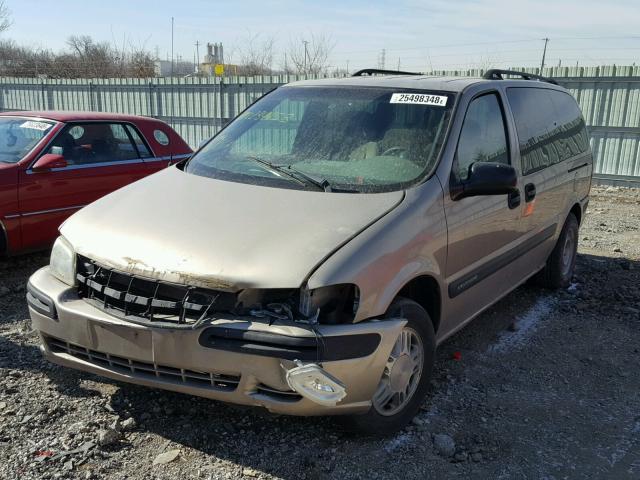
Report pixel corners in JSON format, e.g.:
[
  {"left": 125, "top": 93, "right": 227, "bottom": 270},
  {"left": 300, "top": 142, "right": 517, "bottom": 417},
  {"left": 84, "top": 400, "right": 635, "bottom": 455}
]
[{"left": 0, "top": 117, "right": 55, "bottom": 164}]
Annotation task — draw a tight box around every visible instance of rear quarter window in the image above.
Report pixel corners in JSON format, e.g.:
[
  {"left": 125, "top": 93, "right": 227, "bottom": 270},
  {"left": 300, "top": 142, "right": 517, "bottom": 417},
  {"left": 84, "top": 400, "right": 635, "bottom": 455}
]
[
  {"left": 506, "top": 87, "right": 589, "bottom": 175},
  {"left": 154, "top": 129, "right": 170, "bottom": 146}
]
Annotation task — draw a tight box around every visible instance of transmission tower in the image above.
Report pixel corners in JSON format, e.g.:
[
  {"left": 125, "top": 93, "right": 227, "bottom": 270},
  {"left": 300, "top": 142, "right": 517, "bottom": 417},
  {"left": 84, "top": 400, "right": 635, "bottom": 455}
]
[{"left": 378, "top": 49, "right": 386, "bottom": 69}]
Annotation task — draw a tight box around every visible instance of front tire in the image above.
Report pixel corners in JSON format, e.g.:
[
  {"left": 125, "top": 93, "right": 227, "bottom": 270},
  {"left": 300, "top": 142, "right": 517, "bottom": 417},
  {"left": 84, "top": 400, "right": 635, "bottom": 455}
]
[
  {"left": 537, "top": 213, "right": 579, "bottom": 289},
  {"left": 339, "top": 298, "right": 436, "bottom": 435}
]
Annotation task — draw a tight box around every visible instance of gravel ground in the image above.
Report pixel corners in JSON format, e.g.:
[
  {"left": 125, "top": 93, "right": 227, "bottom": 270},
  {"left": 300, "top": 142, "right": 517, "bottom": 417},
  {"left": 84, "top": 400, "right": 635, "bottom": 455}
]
[{"left": 1, "top": 186, "right": 639, "bottom": 480}]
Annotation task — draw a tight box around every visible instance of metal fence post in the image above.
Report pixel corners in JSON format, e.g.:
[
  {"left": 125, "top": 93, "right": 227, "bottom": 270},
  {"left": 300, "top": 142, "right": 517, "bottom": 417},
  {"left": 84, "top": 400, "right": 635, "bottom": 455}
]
[
  {"left": 40, "top": 81, "right": 47, "bottom": 110},
  {"left": 88, "top": 82, "right": 94, "bottom": 111},
  {"left": 149, "top": 81, "right": 155, "bottom": 117},
  {"left": 95, "top": 81, "right": 103, "bottom": 112},
  {"left": 219, "top": 78, "right": 225, "bottom": 127}
]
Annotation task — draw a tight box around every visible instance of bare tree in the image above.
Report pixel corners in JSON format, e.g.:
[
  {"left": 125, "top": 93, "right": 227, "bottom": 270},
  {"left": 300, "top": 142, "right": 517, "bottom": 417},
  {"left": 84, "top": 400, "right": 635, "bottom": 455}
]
[
  {"left": 0, "top": 34, "right": 155, "bottom": 78},
  {"left": 0, "top": 1, "right": 12, "bottom": 34},
  {"left": 235, "top": 33, "right": 275, "bottom": 76},
  {"left": 287, "top": 32, "right": 334, "bottom": 75}
]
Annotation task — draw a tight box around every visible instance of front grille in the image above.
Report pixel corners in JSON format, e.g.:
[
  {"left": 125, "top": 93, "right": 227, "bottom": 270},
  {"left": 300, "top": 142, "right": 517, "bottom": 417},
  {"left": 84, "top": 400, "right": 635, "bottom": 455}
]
[
  {"left": 76, "top": 255, "right": 237, "bottom": 327},
  {"left": 46, "top": 336, "right": 241, "bottom": 391}
]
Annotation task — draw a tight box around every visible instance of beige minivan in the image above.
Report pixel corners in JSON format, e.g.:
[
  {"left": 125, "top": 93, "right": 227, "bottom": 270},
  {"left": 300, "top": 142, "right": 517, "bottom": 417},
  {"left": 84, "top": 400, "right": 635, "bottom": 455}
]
[{"left": 27, "top": 69, "right": 592, "bottom": 434}]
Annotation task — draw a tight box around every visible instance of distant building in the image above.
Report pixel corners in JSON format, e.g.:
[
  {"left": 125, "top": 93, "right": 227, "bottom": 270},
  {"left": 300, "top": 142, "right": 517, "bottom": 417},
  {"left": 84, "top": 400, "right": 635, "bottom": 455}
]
[
  {"left": 199, "top": 42, "right": 238, "bottom": 76},
  {"left": 203, "top": 42, "right": 224, "bottom": 65},
  {"left": 154, "top": 59, "right": 195, "bottom": 77}
]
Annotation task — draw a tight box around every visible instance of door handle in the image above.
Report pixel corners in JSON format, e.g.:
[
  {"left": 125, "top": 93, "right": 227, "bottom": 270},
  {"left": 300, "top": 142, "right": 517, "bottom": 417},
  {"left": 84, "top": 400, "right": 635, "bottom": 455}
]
[
  {"left": 508, "top": 190, "right": 521, "bottom": 209},
  {"left": 524, "top": 183, "right": 536, "bottom": 202}
]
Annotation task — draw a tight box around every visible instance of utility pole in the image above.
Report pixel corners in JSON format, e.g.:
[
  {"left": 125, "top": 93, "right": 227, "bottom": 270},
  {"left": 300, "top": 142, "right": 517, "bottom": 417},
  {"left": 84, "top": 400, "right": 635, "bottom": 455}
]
[
  {"left": 303, "top": 40, "right": 309, "bottom": 74},
  {"left": 170, "top": 17, "right": 175, "bottom": 130},
  {"left": 346, "top": 60, "right": 349, "bottom": 75},
  {"left": 195, "top": 41, "right": 200, "bottom": 68},
  {"left": 171, "top": 17, "right": 175, "bottom": 77},
  {"left": 397, "top": 57, "right": 401, "bottom": 71},
  {"left": 540, "top": 37, "right": 549, "bottom": 73}
]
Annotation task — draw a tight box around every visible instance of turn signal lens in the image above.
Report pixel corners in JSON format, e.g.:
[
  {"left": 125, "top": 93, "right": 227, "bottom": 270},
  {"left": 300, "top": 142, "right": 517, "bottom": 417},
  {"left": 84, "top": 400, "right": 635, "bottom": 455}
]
[{"left": 285, "top": 363, "right": 347, "bottom": 406}]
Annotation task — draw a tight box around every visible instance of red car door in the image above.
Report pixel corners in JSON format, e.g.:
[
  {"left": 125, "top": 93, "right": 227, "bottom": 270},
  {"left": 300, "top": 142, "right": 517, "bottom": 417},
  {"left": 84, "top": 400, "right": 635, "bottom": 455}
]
[{"left": 18, "top": 121, "right": 151, "bottom": 252}]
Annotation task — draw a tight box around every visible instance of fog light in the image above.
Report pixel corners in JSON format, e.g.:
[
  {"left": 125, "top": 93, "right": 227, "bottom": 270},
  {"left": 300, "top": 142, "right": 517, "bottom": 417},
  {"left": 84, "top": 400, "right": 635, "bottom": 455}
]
[{"left": 285, "top": 362, "right": 347, "bottom": 406}]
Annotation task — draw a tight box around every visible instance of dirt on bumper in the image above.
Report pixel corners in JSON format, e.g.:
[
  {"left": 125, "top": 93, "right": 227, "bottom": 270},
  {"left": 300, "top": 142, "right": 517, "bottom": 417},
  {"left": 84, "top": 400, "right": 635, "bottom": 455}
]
[{"left": 27, "top": 266, "right": 404, "bottom": 416}]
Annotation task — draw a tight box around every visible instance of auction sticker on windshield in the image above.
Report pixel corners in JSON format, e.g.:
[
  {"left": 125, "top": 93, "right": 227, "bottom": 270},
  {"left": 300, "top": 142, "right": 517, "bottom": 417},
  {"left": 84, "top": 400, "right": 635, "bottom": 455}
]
[
  {"left": 20, "top": 121, "right": 52, "bottom": 131},
  {"left": 390, "top": 93, "right": 448, "bottom": 106}
]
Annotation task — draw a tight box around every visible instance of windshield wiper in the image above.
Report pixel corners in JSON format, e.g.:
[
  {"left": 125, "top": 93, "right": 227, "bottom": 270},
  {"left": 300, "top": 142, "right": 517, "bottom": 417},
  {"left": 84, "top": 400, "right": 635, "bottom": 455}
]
[
  {"left": 245, "top": 155, "right": 307, "bottom": 185},
  {"left": 245, "top": 155, "right": 327, "bottom": 191},
  {"left": 285, "top": 165, "right": 333, "bottom": 192},
  {"left": 288, "top": 166, "right": 363, "bottom": 192},
  {"left": 245, "top": 156, "right": 359, "bottom": 193}
]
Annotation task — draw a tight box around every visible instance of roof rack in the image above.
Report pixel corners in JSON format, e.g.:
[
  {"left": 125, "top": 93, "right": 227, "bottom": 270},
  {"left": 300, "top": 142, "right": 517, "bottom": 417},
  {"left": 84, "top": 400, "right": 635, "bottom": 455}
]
[
  {"left": 482, "top": 69, "right": 558, "bottom": 85},
  {"left": 351, "top": 68, "right": 422, "bottom": 77}
]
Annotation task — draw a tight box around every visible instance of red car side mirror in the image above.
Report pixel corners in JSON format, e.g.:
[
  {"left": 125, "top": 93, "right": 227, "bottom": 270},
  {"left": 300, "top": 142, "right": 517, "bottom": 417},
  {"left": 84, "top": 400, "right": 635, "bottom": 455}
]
[{"left": 32, "top": 154, "right": 68, "bottom": 171}]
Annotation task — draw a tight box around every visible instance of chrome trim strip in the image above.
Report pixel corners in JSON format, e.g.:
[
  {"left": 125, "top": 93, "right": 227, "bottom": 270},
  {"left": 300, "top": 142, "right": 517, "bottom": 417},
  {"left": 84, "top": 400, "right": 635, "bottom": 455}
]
[
  {"left": 27, "top": 158, "right": 145, "bottom": 174},
  {"left": 8, "top": 205, "right": 86, "bottom": 219},
  {"left": 26, "top": 153, "right": 191, "bottom": 174},
  {"left": 146, "top": 153, "right": 191, "bottom": 162},
  {"left": 4, "top": 214, "right": 20, "bottom": 219}
]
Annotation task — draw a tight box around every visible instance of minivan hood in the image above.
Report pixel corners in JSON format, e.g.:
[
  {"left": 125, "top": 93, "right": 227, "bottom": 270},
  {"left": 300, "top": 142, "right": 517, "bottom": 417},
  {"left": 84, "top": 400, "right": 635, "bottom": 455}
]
[{"left": 61, "top": 166, "right": 404, "bottom": 290}]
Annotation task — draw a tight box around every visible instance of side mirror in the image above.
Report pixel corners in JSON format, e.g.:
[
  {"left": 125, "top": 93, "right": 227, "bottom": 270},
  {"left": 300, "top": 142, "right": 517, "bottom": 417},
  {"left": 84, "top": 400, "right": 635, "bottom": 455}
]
[
  {"left": 32, "top": 153, "right": 68, "bottom": 171},
  {"left": 451, "top": 162, "right": 518, "bottom": 200}
]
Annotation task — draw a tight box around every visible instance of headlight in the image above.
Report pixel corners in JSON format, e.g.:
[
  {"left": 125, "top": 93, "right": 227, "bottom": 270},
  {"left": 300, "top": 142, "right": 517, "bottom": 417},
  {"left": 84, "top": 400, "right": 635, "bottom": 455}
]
[{"left": 50, "top": 236, "right": 76, "bottom": 286}]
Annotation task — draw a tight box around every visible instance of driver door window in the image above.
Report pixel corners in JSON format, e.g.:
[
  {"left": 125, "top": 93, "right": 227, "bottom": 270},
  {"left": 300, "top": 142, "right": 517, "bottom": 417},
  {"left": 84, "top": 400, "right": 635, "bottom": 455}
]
[
  {"left": 455, "top": 93, "right": 509, "bottom": 181},
  {"left": 47, "top": 122, "right": 145, "bottom": 165}
]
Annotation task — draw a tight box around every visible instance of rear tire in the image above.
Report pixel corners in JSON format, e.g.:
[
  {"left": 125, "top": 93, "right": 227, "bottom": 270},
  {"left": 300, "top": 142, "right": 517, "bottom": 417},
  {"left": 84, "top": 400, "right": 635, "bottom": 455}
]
[
  {"left": 338, "top": 297, "right": 436, "bottom": 436},
  {"left": 537, "top": 213, "right": 579, "bottom": 289}
]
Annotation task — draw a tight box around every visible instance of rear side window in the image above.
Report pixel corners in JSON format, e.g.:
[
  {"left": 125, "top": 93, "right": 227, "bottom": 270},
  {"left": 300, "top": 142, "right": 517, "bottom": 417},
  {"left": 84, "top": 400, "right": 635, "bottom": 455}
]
[
  {"left": 455, "top": 93, "right": 509, "bottom": 181},
  {"left": 507, "top": 88, "right": 589, "bottom": 175}
]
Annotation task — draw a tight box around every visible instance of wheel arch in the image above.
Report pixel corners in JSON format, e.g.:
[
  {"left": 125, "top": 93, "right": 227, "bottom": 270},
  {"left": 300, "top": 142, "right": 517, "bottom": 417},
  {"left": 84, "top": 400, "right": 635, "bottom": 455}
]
[
  {"left": 0, "top": 220, "right": 7, "bottom": 256},
  {"left": 570, "top": 202, "right": 582, "bottom": 225},
  {"left": 395, "top": 275, "right": 442, "bottom": 333}
]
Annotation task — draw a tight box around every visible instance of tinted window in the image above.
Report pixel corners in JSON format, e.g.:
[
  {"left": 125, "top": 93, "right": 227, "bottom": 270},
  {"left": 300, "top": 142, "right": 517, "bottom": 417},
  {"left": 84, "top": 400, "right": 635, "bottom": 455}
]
[
  {"left": 507, "top": 88, "right": 589, "bottom": 175},
  {"left": 548, "top": 90, "right": 590, "bottom": 160},
  {"left": 455, "top": 93, "right": 509, "bottom": 181},
  {"left": 48, "top": 122, "right": 146, "bottom": 165}
]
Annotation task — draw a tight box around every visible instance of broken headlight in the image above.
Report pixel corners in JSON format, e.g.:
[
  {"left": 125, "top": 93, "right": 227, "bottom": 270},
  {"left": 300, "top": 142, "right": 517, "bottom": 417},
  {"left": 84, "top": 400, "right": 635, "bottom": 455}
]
[
  {"left": 236, "top": 285, "right": 359, "bottom": 324},
  {"left": 299, "top": 284, "right": 360, "bottom": 324}
]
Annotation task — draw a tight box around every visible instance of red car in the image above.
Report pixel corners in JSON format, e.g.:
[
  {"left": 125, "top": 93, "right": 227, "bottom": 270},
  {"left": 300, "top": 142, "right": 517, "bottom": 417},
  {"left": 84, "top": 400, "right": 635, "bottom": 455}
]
[{"left": 0, "top": 112, "right": 192, "bottom": 255}]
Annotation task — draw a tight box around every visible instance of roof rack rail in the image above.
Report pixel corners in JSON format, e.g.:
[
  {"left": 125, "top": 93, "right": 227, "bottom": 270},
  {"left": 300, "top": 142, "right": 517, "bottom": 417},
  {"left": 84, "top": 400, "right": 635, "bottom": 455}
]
[
  {"left": 483, "top": 69, "right": 558, "bottom": 85},
  {"left": 352, "top": 68, "right": 422, "bottom": 77}
]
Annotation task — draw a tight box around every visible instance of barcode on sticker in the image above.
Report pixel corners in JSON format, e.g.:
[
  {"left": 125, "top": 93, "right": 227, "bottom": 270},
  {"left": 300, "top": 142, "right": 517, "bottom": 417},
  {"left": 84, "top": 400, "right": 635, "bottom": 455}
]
[
  {"left": 390, "top": 93, "right": 448, "bottom": 106},
  {"left": 20, "top": 121, "right": 51, "bottom": 131}
]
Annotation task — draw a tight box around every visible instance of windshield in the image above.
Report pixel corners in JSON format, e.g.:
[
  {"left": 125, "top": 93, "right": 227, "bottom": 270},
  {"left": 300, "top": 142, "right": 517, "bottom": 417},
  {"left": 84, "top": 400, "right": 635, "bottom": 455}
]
[
  {"left": 186, "top": 86, "right": 455, "bottom": 193},
  {"left": 0, "top": 117, "right": 55, "bottom": 164}
]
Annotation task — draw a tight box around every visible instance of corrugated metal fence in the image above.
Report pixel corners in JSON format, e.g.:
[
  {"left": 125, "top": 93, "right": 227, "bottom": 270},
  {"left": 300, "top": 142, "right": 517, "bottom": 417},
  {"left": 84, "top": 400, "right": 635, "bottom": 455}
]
[{"left": 1, "top": 66, "right": 640, "bottom": 178}]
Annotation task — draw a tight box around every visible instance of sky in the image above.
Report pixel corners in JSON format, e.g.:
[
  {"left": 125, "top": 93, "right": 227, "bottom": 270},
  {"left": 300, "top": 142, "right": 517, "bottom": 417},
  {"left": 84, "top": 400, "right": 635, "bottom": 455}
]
[{"left": 3, "top": 0, "right": 640, "bottom": 72}]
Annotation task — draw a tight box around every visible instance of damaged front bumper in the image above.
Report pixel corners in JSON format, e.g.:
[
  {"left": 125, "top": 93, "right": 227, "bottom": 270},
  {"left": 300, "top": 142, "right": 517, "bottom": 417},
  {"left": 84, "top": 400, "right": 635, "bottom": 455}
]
[{"left": 27, "top": 267, "right": 405, "bottom": 416}]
